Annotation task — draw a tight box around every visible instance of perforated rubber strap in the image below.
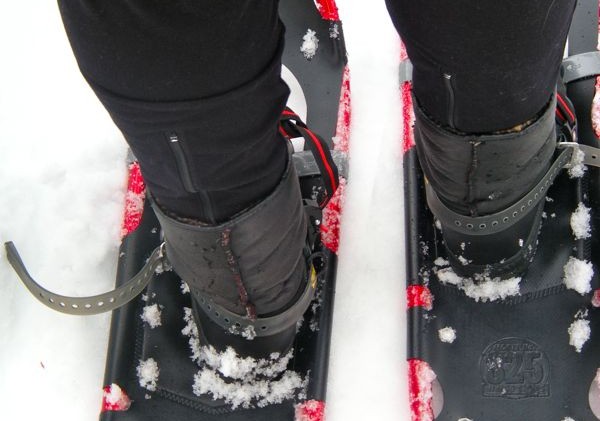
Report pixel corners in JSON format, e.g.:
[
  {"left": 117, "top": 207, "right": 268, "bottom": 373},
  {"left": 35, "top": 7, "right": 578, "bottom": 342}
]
[
  {"left": 4, "top": 241, "right": 165, "bottom": 315},
  {"left": 279, "top": 108, "right": 339, "bottom": 207},
  {"left": 426, "top": 145, "right": 577, "bottom": 236},
  {"left": 561, "top": 51, "right": 600, "bottom": 84}
]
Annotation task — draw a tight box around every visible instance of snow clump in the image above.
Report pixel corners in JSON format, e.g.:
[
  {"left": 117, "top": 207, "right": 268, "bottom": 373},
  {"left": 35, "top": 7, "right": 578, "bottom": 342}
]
[
  {"left": 568, "top": 318, "right": 591, "bottom": 353},
  {"left": 436, "top": 267, "right": 520, "bottom": 302},
  {"left": 102, "top": 383, "right": 131, "bottom": 411},
  {"left": 137, "top": 358, "right": 159, "bottom": 391},
  {"left": 329, "top": 23, "right": 339, "bottom": 39},
  {"left": 569, "top": 147, "right": 587, "bottom": 178},
  {"left": 301, "top": 29, "right": 319, "bottom": 60},
  {"left": 438, "top": 327, "right": 456, "bottom": 344},
  {"left": 570, "top": 203, "right": 592, "bottom": 240},
  {"left": 181, "top": 307, "right": 308, "bottom": 409},
  {"left": 180, "top": 281, "right": 190, "bottom": 294},
  {"left": 563, "top": 257, "right": 594, "bottom": 295},
  {"left": 141, "top": 303, "right": 162, "bottom": 329}
]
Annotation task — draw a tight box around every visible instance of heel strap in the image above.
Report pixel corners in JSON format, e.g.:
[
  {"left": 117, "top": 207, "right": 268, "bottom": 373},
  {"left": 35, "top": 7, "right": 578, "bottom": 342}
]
[
  {"left": 4, "top": 241, "right": 165, "bottom": 315},
  {"left": 427, "top": 140, "right": 600, "bottom": 236}
]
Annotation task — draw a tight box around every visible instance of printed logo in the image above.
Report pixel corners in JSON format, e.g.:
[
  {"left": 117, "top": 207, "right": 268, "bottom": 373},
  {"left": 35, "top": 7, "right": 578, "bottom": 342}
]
[{"left": 480, "top": 337, "right": 550, "bottom": 399}]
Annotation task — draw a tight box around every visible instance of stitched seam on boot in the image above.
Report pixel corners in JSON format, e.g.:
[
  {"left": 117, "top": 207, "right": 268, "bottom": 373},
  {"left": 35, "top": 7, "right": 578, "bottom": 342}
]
[
  {"left": 467, "top": 140, "right": 482, "bottom": 216},
  {"left": 220, "top": 229, "right": 257, "bottom": 320}
]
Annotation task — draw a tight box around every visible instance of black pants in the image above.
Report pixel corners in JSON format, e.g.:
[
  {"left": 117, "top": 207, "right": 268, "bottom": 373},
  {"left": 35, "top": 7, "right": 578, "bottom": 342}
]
[{"left": 57, "top": 0, "right": 576, "bottom": 222}]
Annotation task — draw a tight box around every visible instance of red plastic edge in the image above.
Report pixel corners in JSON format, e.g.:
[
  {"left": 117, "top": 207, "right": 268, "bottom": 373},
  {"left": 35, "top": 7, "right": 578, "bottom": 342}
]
[
  {"left": 321, "top": 65, "right": 351, "bottom": 254},
  {"left": 295, "top": 400, "right": 326, "bottom": 421},
  {"left": 315, "top": 0, "right": 340, "bottom": 21},
  {"left": 101, "top": 384, "right": 132, "bottom": 412},
  {"left": 120, "top": 162, "right": 146, "bottom": 238},
  {"left": 400, "top": 43, "right": 415, "bottom": 154},
  {"left": 407, "top": 285, "right": 434, "bottom": 311},
  {"left": 592, "top": 289, "right": 600, "bottom": 307},
  {"left": 408, "top": 359, "right": 436, "bottom": 421}
]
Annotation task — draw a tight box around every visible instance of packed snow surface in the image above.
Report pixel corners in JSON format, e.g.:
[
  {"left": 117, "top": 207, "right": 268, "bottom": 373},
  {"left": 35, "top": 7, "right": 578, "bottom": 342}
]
[
  {"left": 563, "top": 257, "right": 594, "bottom": 295},
  {"left": 568, "top": 318, "right": 591, "bottom": 353},
  {"left": 570, "top": 203, "right": 591, "bottom": 240},
  {"left": 438, "top": 327, "right": 456, "bottom": 344}
]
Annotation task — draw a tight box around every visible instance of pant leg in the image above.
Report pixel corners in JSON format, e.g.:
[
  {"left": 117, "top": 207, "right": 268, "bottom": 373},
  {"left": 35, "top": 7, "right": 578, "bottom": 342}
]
[
  {"left": 57, "top": 0, "right": 288, "bottom": 223},
  {"left": 385, "top": 0, "right": 577, "bottom": 133}
]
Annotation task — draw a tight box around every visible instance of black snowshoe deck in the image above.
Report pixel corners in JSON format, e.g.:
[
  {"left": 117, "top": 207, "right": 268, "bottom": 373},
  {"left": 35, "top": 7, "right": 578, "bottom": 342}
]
[
  {"left": 404, "top": 1, "right": 600, "bottom": 419},
  {"left": 100, "top": 1, "right": 348, "bottom": 420}
]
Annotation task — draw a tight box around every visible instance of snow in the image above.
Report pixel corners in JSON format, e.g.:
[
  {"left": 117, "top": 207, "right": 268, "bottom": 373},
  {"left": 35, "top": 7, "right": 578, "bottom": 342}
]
[
  {"left": 562, "top": 418, "right": 576, "bottom": 421},
  {"left": 408, "top": 360, "right": 436, "bottom": 421},
  {"left": 137, "top": 358, "right": 160, "bottom": 391},
  {"left": 180, "top": 280, "right": 190, "bottom": 294},
  {"left": 181, "top": 306, "right": 307, "bottom": 409},
  {"left": 0, "top": 1, "right": 408, "bottom": 420},
  {"left": 102, "top": 383, "right": 131, "bottom": 411},
  {"left": 141, "top": 303, "right": 162, "bottom": 329},
  {"left": 434, "top": 257, "right": 450, "bottom": 267},
  {"left": 569, "top": 148, "right": 587, "bottom": 178},
  {"left": 563, "top": 257, "right": 594, "bottom": 295},
  {"left": 300, "top": 29, "right": 319, "bottom": 60},
  {"left": 437, "top": 267, "right": 521, "bottom": 302},
  {"left": 568, "top": 318, "right": 591, "bottom": 353},
  {"left": 570, "top": 203, "right": 592, "bottom": 240},
  {"left": 438, "top": 327, "right": 456, "bottom": 344}
]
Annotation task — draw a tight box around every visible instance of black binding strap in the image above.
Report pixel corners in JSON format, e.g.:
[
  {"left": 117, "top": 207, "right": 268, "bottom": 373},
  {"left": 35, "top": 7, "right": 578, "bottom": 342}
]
[{"left": 279, "top": 107, "right": 339, "bottom": 207}]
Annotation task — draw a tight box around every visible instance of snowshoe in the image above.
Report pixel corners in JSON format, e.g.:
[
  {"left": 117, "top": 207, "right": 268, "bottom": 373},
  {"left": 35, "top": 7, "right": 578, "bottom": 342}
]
[
  {"left": 401, "top": 0, "right": 600, "bottom": 419},
  {"left": 4, "top": 0, "right": 350, "bottom": 420}
]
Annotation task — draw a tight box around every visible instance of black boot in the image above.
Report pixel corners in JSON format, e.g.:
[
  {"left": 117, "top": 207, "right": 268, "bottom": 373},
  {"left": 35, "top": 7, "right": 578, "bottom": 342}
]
[
  {"left": 414, "top": 95, "right": 558, "bottom": 278},
  {"left": 153, "top": 153, "right": 316, "bottom": 360}
]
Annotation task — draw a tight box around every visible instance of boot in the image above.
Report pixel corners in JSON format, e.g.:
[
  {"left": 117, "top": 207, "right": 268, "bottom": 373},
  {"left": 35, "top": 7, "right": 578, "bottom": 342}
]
[
  {"left": 413, "top": 95, "right": 558, "bottom": 278},
  {"left": 152, "top": 153, "right": 316, "bottom": 360}
]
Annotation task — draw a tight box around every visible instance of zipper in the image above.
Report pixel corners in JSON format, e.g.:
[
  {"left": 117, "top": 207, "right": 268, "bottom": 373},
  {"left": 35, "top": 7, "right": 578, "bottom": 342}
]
[
  {"left": 443, "top": 73, "right": 456, "bottom": 128},
  {"left": 168, "top": 132, "right": 217, "bottom": 223}
]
